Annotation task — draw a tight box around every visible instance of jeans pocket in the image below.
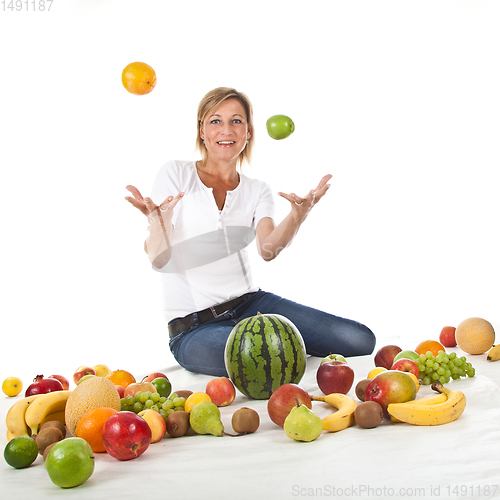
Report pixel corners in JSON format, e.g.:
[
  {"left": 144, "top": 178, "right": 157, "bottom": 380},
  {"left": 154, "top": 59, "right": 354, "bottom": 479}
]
[{"left": 168, "top": 326, "right": 194, "bottom": 354}]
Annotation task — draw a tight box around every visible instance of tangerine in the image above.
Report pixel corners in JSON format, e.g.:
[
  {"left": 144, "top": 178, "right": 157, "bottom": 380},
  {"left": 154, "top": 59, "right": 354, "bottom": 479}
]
[
  {"left": 121, "top": 62, "right": 157, "bottom": 95},
  {"left": 455, "top": 317, "right": 495, "bottom": 355},
  {"left": 105, "top": 369, "right": 136, "bottom": 388},
  {"left": 76, "top": 407, "right": 118, "bottom": 453},
  {"left": 415, "top": 340, "right": 446, "bottom": 357}
]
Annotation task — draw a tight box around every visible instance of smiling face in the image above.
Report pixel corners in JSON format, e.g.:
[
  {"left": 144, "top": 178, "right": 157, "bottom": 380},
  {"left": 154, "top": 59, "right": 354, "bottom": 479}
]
[{"left": 199, "top": 98, "right": 252, "bottom": 167}]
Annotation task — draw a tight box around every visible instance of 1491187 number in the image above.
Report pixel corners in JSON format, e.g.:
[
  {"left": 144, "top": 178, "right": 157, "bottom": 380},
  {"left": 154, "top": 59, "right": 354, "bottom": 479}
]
[{"left": 2, "top": 0, "right": 54, "bottom": 11}]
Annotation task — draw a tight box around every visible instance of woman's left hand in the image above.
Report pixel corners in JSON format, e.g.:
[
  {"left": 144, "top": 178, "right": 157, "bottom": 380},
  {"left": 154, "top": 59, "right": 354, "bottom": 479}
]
[{"left": 278, "top": 174, "right": 332, "bottom": 221}]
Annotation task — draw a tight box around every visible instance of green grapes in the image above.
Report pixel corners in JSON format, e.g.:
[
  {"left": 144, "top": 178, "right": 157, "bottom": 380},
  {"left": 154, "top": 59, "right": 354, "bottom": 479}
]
[
  {"left": 415, "top": 351, "right": 475, "bottom": 385},
  {"left": 120, "top": 391, "right": 186, "bottom": 422}
]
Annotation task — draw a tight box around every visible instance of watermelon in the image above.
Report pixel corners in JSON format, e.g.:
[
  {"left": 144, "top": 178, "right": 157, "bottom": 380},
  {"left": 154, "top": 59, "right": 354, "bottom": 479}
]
[{"left": 224, "top": 313, "right": 307, "bottom": 400}]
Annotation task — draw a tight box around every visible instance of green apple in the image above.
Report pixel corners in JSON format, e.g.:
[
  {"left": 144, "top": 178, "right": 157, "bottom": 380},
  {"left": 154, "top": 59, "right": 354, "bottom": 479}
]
[
  {"left": 77, "top": 374, "right": 96, "bottom": 385},
  {"left": 393, "top": 350, "right": 420, "bottom": 363},
  {"left": 320, "top": 353, "right": 347, "bottom": 365},
  {"left": 45, "top": 437, "right": 94, "bottom": 488},
  {"left": 266, "top": 114, "right": 295, "bottom": 140}
]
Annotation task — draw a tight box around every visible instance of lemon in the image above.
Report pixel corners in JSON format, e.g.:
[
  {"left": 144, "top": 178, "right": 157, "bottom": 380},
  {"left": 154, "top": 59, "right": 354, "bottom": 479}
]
[
  {"left": 4, "top": 436, "right": 38, "bottom": 469},
  {"left": 367, "top": 367, "right": 387, "bottom": 379},
  {"left": 2, "top": 377, "right": 23, "bottom": 397},
  {"left": 184, "top": 392, "right": 212, "bottom": 414}
]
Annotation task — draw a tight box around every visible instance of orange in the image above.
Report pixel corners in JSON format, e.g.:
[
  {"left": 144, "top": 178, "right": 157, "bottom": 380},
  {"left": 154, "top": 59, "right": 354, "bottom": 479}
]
[
  {"left": 455, "top": 317, "right": 495, "bottom": 355},
  {"left": 105, "top": 369, "right": 136, "bottom": 388},
  {"left": 121, "top": 62, "right": 157, "bottom": 95},
  {"left": 415, "top": 340, "right": 446, "bottom": 357},
  {"left": 76, "top": 407, "right": 118, "bottom": 453}
]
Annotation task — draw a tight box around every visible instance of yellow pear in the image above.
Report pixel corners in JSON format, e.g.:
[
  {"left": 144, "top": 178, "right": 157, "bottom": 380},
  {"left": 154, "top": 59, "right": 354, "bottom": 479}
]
[{"left": 92, "top": 364, "right": 110, "bottom": 377}]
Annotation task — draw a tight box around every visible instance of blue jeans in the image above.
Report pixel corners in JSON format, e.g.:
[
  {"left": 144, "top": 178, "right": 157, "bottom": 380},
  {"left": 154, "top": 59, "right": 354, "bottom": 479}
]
[{"left": 169, "top": 289, "right": 376, "bottom": 377}]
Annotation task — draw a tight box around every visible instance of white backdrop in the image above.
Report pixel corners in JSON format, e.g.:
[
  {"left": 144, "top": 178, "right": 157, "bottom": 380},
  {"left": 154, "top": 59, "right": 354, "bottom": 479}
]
[{"left": 0, "top": 0, "right": 498, "bottom": 383}]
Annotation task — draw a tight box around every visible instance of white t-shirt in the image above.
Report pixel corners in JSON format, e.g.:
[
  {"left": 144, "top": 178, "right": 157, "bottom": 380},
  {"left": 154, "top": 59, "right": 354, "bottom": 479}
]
[{"left": 150, "top": 160, "right": 275, "bottom": 322}]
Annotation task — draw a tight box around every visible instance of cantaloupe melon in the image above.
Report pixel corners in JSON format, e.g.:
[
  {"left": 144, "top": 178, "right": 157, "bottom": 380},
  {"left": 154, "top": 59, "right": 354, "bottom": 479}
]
[
  {"left": 65, "top": 377, "right": 121, "bottom": 436},
  {"left": 455, "top": 317, "right": 495, "bottom": 355}
]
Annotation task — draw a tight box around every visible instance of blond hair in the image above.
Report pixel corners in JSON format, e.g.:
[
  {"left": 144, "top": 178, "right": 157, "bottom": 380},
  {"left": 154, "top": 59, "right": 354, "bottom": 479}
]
[{"left": 196, "top": 87, "right": 254, "bottom": 167}]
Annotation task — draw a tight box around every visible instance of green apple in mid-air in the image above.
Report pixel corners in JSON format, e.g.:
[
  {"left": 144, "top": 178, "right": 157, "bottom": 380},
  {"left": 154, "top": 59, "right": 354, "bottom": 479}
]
[
  {"left": 393, "top": 350, "right": 420, "bottom": 364},
  {"left": 320, "top": 353, "right": 347, "bottom": 365},
  {"left": 266, "top": 114, "right": 295, "bottom": 140},
  {"left": 45, "top": 437, "right": 94, "bottom": 488}
]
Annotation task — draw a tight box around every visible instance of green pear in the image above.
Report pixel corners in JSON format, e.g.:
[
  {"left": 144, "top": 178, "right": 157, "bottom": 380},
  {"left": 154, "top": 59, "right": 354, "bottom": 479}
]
[
  {"left": 283, "top": 404, "right": 323, "bottom": 442},
  {"left": 189, "top": 401, "right": 224, "bottom": 437}
]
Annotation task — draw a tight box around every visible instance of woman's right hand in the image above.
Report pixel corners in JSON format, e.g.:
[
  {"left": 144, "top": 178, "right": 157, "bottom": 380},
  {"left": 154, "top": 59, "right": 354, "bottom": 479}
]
[{"left": 125, "top": 185, "right": 184, "bottom": 217}]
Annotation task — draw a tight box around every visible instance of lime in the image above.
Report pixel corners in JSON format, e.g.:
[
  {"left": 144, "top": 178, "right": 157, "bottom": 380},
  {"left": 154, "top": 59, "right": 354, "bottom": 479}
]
[
  {"left": 151, "top": 377, "right": 171, "bottom": 398},
  {"left": 2, "top": 377, "right": 23, "bottom": 397},
  {"left": 4, "top": 436, "right": 38, "bottom": 469}
]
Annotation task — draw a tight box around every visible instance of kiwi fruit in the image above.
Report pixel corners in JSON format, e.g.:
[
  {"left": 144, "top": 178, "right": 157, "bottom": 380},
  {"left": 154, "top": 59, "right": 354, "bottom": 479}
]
[
  {"left": 355, "top": 379, "right": 371, "bottom": 402},
  {"left": 231, "top": 407, "right": 260, "bottom": 434},
  {"left": 36, "top": 427, "right": 64, "bottom": 455},
  {"left": 39, "top": 420, "right": 67, "bottom": 438},
  {"left": 174, "top": 390, "right": 193, "bottom": 399},
  {"left": 354, "top": 401, "right": 384, "bottom": 428},
  {"left": 166, "top": 410, "right": 190, "bottom": 437},
  {"left": 43, "top": 442, "right": 57, "bottom": 461}
]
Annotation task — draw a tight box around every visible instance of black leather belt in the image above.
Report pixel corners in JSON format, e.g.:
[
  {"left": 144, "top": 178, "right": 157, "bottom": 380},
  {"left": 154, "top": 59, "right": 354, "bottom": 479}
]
[{"left": 168, "top": 292, "right": 256, "bottom": 338}]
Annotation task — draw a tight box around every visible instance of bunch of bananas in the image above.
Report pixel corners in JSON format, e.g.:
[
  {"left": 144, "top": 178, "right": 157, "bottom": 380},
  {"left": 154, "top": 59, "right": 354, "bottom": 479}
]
[
  {"left": 487, "top": 344, "right": 500, "bottom": 361},
  {"left": 387, "top": 382, "right": 465, "bottom": 425},
  {"left": 6, "top": 390, "right": 71, "bottom": 440},
  {"left": 310, "top": 393, "right": 358, "bottom": 432}
]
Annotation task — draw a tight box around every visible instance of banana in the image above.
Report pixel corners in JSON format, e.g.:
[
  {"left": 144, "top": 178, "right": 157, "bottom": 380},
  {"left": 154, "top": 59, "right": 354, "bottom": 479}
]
[
  {"left": 311, "top": 393, "right": 358, "bottom": 432},
  {"left": 389, "top": 393, "right": 448, "bottom": 423},
  {"left": 5, "top": 394, "right": 44, "bottom": 439},
  {"left": 40, "top": 410, "right": 66, "bottom": 427},
  {"left": 24, "top": 390, "right": 71, "bottom": 436},
  {"left": 487, "top": 344, "right": 500, "bottom": 361},
  {"left": 6, "top": 430, "right": 17, "bottom": 441},
  {"left": 387, "top": 383, "right": 466, "bottom": 426}
]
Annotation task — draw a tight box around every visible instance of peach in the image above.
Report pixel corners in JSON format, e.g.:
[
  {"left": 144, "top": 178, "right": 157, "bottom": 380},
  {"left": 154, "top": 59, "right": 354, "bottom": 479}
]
[
  {"left": 138, "top": 409, "right": 166, "bottom": 443},
  {"left": 124, "top": 382, "right": 157, "bottom": 398}
]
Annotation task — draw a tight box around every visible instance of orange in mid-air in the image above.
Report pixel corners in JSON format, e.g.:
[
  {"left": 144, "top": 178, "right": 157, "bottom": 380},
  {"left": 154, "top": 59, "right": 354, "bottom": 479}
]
[
  {"left": 122, "top": 62, "right": 156, "bottom": 95},
  {"left": 415, "top": 340, "right": 446, "bottom": 357}
]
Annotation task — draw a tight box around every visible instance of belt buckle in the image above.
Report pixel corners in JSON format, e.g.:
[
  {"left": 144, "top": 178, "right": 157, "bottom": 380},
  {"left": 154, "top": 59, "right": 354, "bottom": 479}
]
[{"left": 210, "top": 306, "right": 230, "bottom": 319}]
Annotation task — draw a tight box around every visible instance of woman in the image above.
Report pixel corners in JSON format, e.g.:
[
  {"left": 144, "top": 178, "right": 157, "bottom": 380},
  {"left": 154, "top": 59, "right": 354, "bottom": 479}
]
[{"left": 126, "top": 87, "right": 375, "bottom": 376}]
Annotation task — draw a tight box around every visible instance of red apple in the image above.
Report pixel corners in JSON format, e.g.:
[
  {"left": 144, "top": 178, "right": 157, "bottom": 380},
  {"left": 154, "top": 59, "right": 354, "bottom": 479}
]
[
  {"left": 73, "top": 366, "right": 96, "bottom": 385},
  {"left": 267, "top": 383, "right": 312, "bottom": 427},
  {"left": 48, "top": 374, "right": 70, "bottom": 390},
  {"left": 138, "top": 409, "right": 167, "bottom": 443},
  {"left": 316, "top": 360, "right": 355, "bottom": 395},
  {"left": 391, "top": 358, "right": 419, "bottom": 378},
  {"left": 205, "top": 377, "right": 236, "bottom": 407},
  {"left": 116, "top": 385, "right": 125, "bottom": 398},
  {"left": 365, "top": 370, "right": 417, "bottom": 415},
  {"left": 25, "top": 375, "right": 64, "bottom": 396},
  {"left": 142, "top": 372, "right": 169, "bottom": 383},
  {"left": 102, "top": 412, "right": 152, "bottom": 460},
  {"left": 124, "top": 382, "right": 157, "bottom": 398},
  {"left": 439, "top": 326, "right": 457, "bottom": 348},
  {"left": 374, "top": 345, "right": 402, "bottom": 370}
]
